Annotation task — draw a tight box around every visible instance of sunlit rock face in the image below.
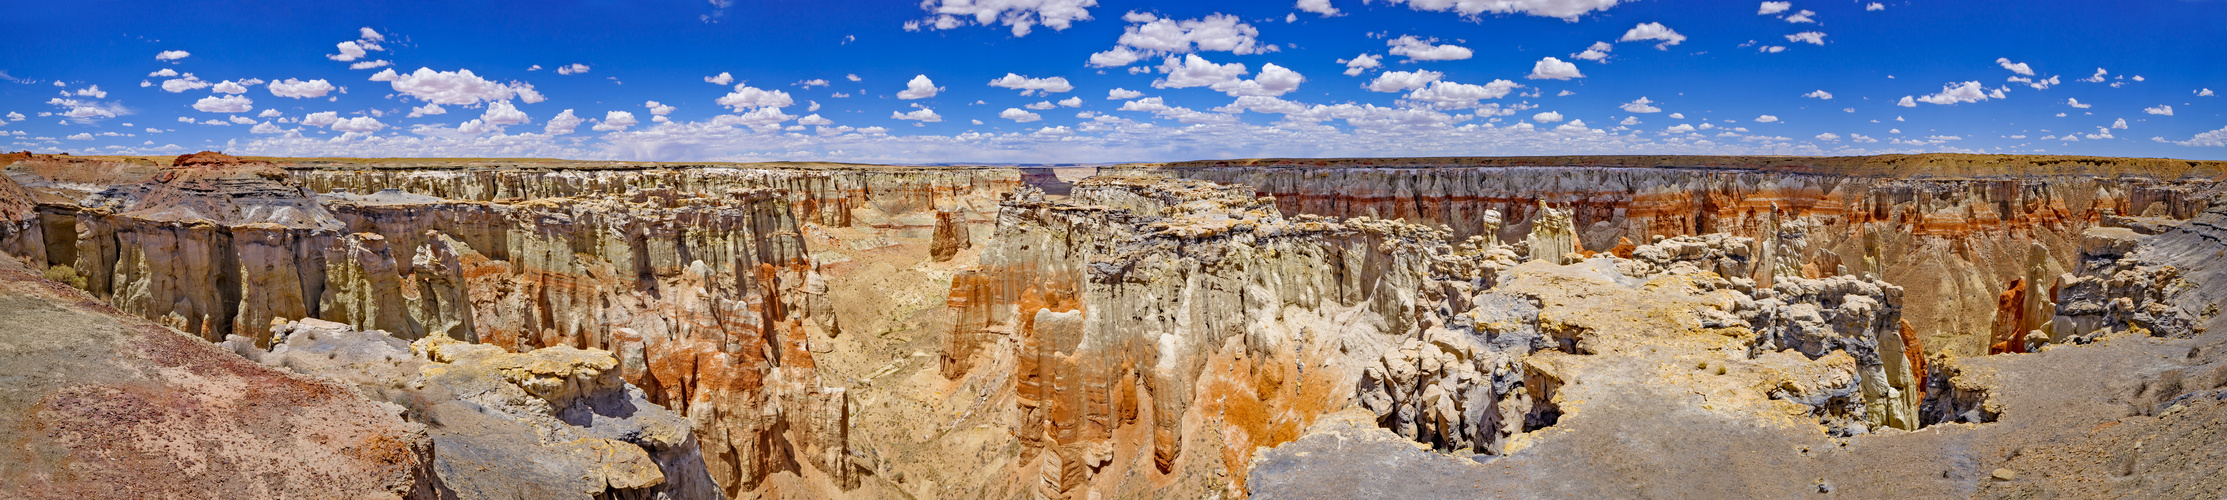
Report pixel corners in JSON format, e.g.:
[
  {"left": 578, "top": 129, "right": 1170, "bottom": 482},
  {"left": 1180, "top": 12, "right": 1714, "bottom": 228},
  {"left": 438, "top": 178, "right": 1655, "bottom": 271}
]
[
  {"left": 1133, "top": 156, "right": 2216, "bottom": 357},
  {"left": 0, "top": 155, "right": 1022, "bottom": 497}
]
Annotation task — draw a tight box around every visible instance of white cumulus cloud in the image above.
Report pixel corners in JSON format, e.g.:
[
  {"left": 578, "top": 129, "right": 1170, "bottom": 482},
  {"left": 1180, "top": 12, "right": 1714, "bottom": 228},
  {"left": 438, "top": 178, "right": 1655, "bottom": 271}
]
[
  {"left": 1915, "top": 81, "right": 1994, "bottom": 105},
  {"left": 155, "top": 50, "right": 190, "bottom": 61},
  {"left": 592, "top": 111, "right": 638, "bottom": 132},
  {"left": 267, "top": 78, "right": 337, "bottom": 98},
  {"left": 1785, "top": 32, "right": 1826, "bottom": 45},
  {"left": 193, "top": 95, "right": 253, "bottom": 113},
  {"left": 1339, "top": 53, "right": 1382, "bottom": 76},
  {"left": 897, "top": 75, "right": 943, "bottom": 99},
  {"left": 1527, "top": 57, "right": 1583, "bottom": 80},
  {"left": 1153, "top": 54, "right": 1249, "bottom": 89},
  {"left": 211, "top": 80, "right": 252, "bottom": 94},
  {"left": 330, "top": 116, "right": 385, "bottom": 133},
  {"left": 1533, "top": 111, "right": 1564, "bottom": 123},
  {"left": 912, "top": 0, "right": 1099, "bottom": 37},
  {"left": 1000, "top": 108, "right": 1043, "bottom": 122},
  {"left": 1995, "top": 58, "right": 2034, "bottom": 76},
  {"left": 1210, "top": 63, "right": 1305, "bottom": 97},
  {"left": 1366, "top": 70, "right": 1442, "bottom": 92},
  {"left": 988, "top": 74, "right": 1075, "bottom": 95},
  {"left": 1573, "top": 42, "right": 1612, "bottom": 61},
  {"left": 383, "top": 68, "right": 543, "bottom": 105},
  {"left": 892, "top": 107, "right": 943, "bottom": 122},
  {"left": 1107, "top": 88, "right": 1144, "bottom": 99},
  {"left": 1754, "top": 115, "right": 1779, "bottom": 123},
  {"left": 408, "top": 104, "right": 446, "bottom": 118},
  {"left": 1387, "top": 36, "right": 1473, "bottom": 61},
  {"left": 1296, "top": 0, "right": 1340, "bottom": 16},
  {"left": 705, "top": 72, "right": 734, "bottom": 85},
  {"left": 716, "top": 84, "right": 795, "bottom": 111},
  {"left": 1377, "top": 0, "right": 1624, "bottom": 20},
  {"left": 161, "top": 74, "right": 211, "bottom": 93},
  {"left": 1803, "top": 90, "right": 1832, "bottom": 99},
  {"left": 2145, "top": 105, "right": 2173, "bottom": 116},
  {"left": 301, "top": 111, "right": 340, "bottom": 127},
  {"left": 1758, "top": 2, "right": 1790, "bottom": 15},
  {"left": 329, "top": 41, "right": 369, "bottom": 62},
  {"left": 2171, "top": 125, "right": 2227, "bottom": 147},
  {"left": 1404, "top": 79, "right": 1520, "bottom": 108},
  {"left": 480, "top": 100, "right": 530, "bottom": 126},
  {"left": 1619, "top": 96, "right": 1661, "bottom": 113},
  {"left": 1086, "top": 13, "right": 1274, "bottom": 67},
  {"left": 1618, "top": 22, "right": 1685, "bottom": 49},
  {"left": 543, "top": 109, "right": 584, "bottom": 135}
]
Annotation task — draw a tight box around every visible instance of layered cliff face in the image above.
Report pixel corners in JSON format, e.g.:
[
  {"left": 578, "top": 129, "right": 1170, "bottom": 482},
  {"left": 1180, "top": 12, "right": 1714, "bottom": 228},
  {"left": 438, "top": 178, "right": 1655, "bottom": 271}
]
[
  {"left": 1129, "top": 157, "right": 2218, "bottom": 357},
  {"left": 1, "top": 155, "right": 1023, "bottom": 497},
  {"left": 1252, "top": 178, "right": 2227, "bottom": 499},
  {"left": 937, "top": 174, "right": 1932, "bottom": 496}
]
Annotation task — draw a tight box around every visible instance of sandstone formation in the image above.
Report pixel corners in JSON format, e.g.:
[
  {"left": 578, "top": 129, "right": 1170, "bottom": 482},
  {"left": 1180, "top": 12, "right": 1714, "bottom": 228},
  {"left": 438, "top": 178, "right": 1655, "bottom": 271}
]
[
  {"left": 223, "top": 319, "right": 717, "bottom": 499},
  {"left": 2, "top": 152, "right": 2224, "bottom": 499},
  {"left": 2, "top": 155, "right": 1023, "bottom": 497},
  {"left": 1130, "top": 158, "right": 2217, "bottom": 357}
]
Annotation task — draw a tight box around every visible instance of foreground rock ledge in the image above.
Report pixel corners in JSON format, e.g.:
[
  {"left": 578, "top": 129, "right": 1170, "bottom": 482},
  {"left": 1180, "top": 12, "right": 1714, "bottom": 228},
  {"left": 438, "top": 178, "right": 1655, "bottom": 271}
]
[{"left": 0, "top": 256, "right": 436, "bottom": 498}]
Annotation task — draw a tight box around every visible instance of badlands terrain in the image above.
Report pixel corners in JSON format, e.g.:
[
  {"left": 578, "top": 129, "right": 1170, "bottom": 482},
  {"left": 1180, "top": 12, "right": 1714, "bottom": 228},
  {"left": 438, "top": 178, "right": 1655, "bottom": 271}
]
[{"left": 0, "top": 150, "right": 2223, "bottom": 499}]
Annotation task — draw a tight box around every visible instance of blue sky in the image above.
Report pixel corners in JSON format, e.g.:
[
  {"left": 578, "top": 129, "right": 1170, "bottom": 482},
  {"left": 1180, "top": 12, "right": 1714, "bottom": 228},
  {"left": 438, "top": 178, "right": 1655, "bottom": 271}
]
[{"left": 3, "top": 0, "right": 2224, "bottom": 163}]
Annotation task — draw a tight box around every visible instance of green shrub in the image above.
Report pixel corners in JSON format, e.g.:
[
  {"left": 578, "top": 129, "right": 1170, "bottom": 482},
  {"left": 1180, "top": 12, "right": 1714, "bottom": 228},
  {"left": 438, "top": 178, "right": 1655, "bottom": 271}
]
[{"left": 42, "top": 264, "right": 87, "bottom": 290}]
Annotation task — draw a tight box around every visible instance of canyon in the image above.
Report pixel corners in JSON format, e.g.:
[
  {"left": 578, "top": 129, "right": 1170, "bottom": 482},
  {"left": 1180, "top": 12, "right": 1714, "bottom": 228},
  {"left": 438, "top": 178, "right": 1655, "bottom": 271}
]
[{"left": 1, "top": 151, "right": 2223, "bottom": 498}]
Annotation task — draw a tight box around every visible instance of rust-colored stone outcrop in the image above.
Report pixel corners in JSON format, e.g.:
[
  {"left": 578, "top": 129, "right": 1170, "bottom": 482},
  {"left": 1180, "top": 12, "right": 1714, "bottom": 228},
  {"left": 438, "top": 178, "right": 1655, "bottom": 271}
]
[{"left": 1990, "top": 277, "right": 2031, "bottom": 354}]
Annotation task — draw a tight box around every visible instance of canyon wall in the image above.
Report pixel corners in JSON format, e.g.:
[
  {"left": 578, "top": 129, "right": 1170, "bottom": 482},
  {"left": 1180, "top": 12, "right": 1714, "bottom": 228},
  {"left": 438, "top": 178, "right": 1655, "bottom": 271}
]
[
  {"left": 2, "top": 155, "right": 1023, "bottom": 497},
  {"left": 937, "top": 173, "right": 1945, "bottom": 496},
  {"left": 1122, "top": 157, "right": 2219, "bottom": 356}
]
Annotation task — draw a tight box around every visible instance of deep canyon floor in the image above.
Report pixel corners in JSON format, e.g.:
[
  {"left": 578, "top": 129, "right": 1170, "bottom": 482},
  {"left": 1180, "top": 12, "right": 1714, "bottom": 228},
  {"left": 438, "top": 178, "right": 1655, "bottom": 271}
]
[{"left": 1, "top": 151, "right": 2224, "bottom": 499}]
